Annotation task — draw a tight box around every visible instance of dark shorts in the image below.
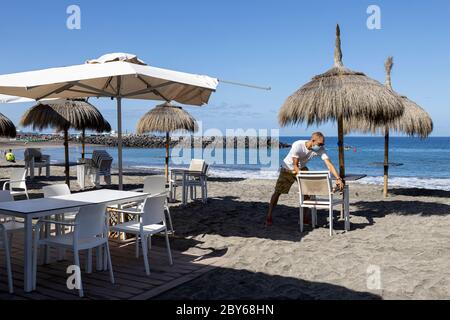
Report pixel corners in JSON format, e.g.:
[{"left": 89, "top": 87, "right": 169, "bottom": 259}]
[{"left": 274, "top": 167, "right": 308, "bottom": 194}]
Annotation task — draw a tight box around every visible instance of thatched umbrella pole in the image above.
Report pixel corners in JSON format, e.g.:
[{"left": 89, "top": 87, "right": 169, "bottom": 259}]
[
  {"left": 81, "top": 128, "right": 86, "bottom": 160},
  {"left": 63, "top": 128, "right": 70, "bottom": 186},
  {"left": 334, "top": 26, "right": 346, "bottom": 178},
  {"left": 165, "top": 132, "right": 170, "bottom": 182},
  {"left": 344, "top": 57, "right": 432, "bottom": 197},
  {"left": 20, "top": 100, "right": 111, "bottom": 189},
  {"left": 383, "top": 57, "right": 394, "bottom": 197},
  {"left": 137, "top": 102, "right": 198, "bottom": 183}
]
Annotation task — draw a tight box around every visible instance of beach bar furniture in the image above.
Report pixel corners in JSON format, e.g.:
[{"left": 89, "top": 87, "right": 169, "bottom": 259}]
[
  {"left": 186, "top": 164, "right": 209, "bottom": 203},
  {"left": 33, "top": 203, "right": 115, "bottom": 297},
  {"left": 83, "top": 150, "right": 113, "bottom": 188},
  {"left": 109, "top": 194, "right": 173, "bottom": 276},
  {"left": 297, "top": 171, "right": 350, "bottom": 236},
  {"left": 136, "top": 176, "right": 173, "bottom": 234},
  {"left": 0, "top": 53, "right": 219, "bottom": 192},
  {"left": 0, "top": 189, "right": 148, "bottom": 293},
  {"left": 0, "top": 190, "right": 23, "bottom": 294},
  {"left": 1, "top": 168, "right": 29, "bottom": 199},
  {"left": 169, "top": 159, "right": 206, "bottom": 205},
  {"left": 24, "top": 148, "right": 50, "bottom": 180},
  {"left": 0, "top": 221, "right": 14, "bottom": 293}
]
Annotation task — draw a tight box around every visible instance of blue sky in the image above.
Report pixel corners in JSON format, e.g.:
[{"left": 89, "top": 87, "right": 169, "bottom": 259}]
[{"left": 0, "top": 0, "right": 449, "bottom": 136}]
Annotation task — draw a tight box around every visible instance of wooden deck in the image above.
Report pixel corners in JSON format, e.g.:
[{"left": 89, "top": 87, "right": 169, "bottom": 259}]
[{"left": 0, "top": 231, "right": 223, "bottom": 300}]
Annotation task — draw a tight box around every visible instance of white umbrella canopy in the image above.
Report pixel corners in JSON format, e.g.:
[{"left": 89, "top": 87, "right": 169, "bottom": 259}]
[{"left": 0, "top": 53, "right": 219, "bottom": 189}]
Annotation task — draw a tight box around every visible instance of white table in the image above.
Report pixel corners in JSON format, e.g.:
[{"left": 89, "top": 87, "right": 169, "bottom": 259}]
[{"left": 0, "top": 189, "right": 149, "bottom": 293}]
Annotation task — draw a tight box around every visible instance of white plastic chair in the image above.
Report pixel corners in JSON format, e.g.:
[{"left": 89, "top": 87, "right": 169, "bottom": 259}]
[
  {"left": 43, "top": 184, "right": 76, "bottom": 220},
  {"left": 24, "top": 148, "right": 51, "bottom": 180},
  {"left": 0, "top": 223, "right": 13, "bottom": 293},
  {"left": 0, "top": 190, "right": 22, "bottom": 294},
  {"left": 186, "top": 164, "right": 209, "bottom": 203},
  {"left": 110, "top": 194, "right": 173, "bottom": 276},
  {"left": 33, "top": 203, "right": 114, "bottom": 297},
  {"left": 2, "top": 168, "right": 29, "bottom": 199},
  {"left": 142, "top": 176, "right": 174, "bottom": 234},
  {"left": 43, "top": 184, "right": 78, "bottom": 262},
  {"left": 297, "top": 171, "right": 350, "bottom": 236},
  {"left": 169, "top": 159, "right": 205, "bottom": 202}
]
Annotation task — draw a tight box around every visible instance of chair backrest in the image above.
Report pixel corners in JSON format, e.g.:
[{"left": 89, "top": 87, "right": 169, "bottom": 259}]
[
  {"left": 75, "top": 203, "right": 107, "bottom": 239},
  {"left": 97, "top": 158, "right": 113, "bottom": 174},
  {"left": 24, "top": 148, "right": 42, "bottom": 162},
  {"left": 43, "top": 184, "right": 71, "bottom": 198},
  {"left": 0, "top": 191, "right": 14, "bottom": 222},
  {"left": 189, "top": 159, "right": 205, "bottom": 172},
  {"left": 297, "top": 171, "right": 332, "bottom": 200},
  {"left": 203, "top": 164, "right": 210, "bottom": 175},
  {"left": 143, "top": 176, "right": 167, "bottom": 195},
  {"left": 0, "top": 190, "right": 13, "bottom": 203},
  {"left": 141, "top": 195, "right": 166, "bottom": 226},
  {"left": 10, "top": 168, "right": 27, "bottom": 189}
]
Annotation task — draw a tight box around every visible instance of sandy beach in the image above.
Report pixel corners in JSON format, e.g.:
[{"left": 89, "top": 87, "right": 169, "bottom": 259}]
[{"left": 1, "top": 158, "right": 450, "bottom": 300}]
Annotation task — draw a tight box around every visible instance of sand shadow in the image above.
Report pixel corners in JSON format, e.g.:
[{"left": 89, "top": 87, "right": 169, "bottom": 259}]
[
  {"left": 389, "top": 187, "right": 450, "bottom": 199},
  {"left": 167, "top": 196, "right": 349, "bottom": 242},
  {"left": 154, "top": 267, "right": 381, "bottom": 300},
  {"left": 353, "top": 200, "right": 450, "bottom": 220}
]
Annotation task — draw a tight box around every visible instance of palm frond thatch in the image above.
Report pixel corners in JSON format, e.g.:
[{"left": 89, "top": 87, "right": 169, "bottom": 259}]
[
  {"left": 345, "top": 97, "right": 433, "bottom": 138},
  {"left": 20, "top": 99, "right": 111, "bottom": 133},
  {"left": 0, "top": 112, "right": 17, "bottom": 138},
  {"left": 136, "top": 102, "right": 198, "bottom": 134},
  {"left": 278, "top": 25, "right": 405, "bottom": 127},
  {"left": 345, "top": 57, "right": 433, "bottom": 138}
]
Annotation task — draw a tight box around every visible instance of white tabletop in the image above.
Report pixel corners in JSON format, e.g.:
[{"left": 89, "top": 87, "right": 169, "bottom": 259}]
[{"left": 0, "top": 189, "right": 148, "bottom": 217}]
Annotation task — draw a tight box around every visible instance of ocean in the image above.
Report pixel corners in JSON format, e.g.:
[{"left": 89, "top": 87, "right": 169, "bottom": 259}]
[{"left": 8, "top": 136, "right": 450, "bottom": 191}]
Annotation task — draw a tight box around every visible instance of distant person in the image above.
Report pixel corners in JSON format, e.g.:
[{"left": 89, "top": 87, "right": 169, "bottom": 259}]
[
  {"left": 5, "top": 149, "right": 16, "bottom": 163},
  {"left": 266, "top": 132, "right": 344, "bottom": 227}
]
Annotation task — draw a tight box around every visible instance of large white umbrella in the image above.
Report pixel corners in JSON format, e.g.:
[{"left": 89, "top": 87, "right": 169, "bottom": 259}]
[{"left": 0, "top": 53, "right": 219, "bottom": 189}]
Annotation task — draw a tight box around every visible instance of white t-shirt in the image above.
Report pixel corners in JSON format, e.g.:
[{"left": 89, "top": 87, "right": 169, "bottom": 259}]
[{"left": 282, "top": 140, "right": 329, "bottom": 170}]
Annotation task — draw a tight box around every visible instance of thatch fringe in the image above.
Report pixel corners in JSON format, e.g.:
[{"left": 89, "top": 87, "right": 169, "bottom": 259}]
[
  {"left": 20, "top": 99, "right": 111, "bottom": 133},
  {"left": 136, "top": 102, "right": 198, "bottom": 134},
  {"left": 279, "top": 25, "right": 404, "bottom": 128},
  {"left": 0, "top": 112, "right": 17, "bottom": 138},
  {"left": 345, "top": 57, "right": 433, "bottom": 138}
]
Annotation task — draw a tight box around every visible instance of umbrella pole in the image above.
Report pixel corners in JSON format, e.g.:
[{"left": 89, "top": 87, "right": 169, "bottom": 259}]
[
  {"left": 337, "top": 115, "right": 345, "bottom": 178},
  {"left": 117, "top": 97, "right": 123, "bottom": 190},
  {"left": 165, "top": 132, "right": 170, "bottom": 183},
  {"left": 64, "top": 129, "right": 70, "bottom": 187},
  {"left": 81, "top": 128, "right": 86, "bottom": 160},
  {"left": 383, "top": 127, "right": 389, "bottom": 198},
  {"left": 338, "top": 115, "right": 345, "bottom": 220}
]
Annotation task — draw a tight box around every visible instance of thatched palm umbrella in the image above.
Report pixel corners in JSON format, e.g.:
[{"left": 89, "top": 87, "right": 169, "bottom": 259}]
[
  {"left": 20, "top": 99, "right": 111, "bottom": 186},
  {"left": 345, "top": 57, "right": 433, "bottom": 197},
  {"left": 0, "top": 113, "right": 16, "bottom": 138},
  {"left": 136, "top": 102, "right": 198, "bottom": 181},
  {"left": 278, "top": 25, "right": 405, "bottom": 178}
]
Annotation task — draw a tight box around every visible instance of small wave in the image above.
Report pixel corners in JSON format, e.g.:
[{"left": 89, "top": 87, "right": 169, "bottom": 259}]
[{"left": 358, "top": 176, "right": 450, "bottom": 191}]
